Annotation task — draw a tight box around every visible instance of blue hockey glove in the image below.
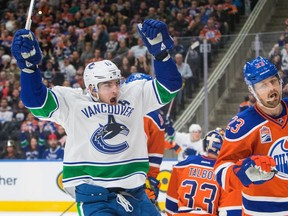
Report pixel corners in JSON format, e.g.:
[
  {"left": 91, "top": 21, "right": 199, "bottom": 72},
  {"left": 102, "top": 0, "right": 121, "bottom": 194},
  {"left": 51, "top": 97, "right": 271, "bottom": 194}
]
[
  {"left": 11, "top": 29, "right": 42, "bottom": 73},
  {"left": 164, "top": 115, "right": 175, "bottom": 140},
  {"left": 137, "top": 19, "right": 173, "bottom": 60},
  {"left": 233, "top": 155, "right": 276, "bottom": 187},
  {"left": 184, "top": 148, "right": 197, "bottom": 156},
  {"left": 145, "top": 176, "right": 160, "bottom": 201}
]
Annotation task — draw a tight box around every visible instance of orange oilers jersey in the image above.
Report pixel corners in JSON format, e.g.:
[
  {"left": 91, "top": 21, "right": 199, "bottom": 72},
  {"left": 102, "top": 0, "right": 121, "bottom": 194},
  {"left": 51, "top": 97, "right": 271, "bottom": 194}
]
[
  {"left": 166, "top": 155, "right": 222, "bottom": 216},
  {"left": 144, "top": 111, "right": 165, "bottom": 179},
  {"left": 214, "top": 99, "right": 288, "bottom": 215}
]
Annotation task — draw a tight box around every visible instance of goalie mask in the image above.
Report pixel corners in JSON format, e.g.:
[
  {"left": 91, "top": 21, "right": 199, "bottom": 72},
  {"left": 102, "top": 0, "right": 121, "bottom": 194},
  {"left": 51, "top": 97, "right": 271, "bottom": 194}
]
[
  {"left": 84, "top": 60, "right": 121, "bottom": 101},
  {"left": 203, "top": 128, "right": 224, "bottom": 157}
]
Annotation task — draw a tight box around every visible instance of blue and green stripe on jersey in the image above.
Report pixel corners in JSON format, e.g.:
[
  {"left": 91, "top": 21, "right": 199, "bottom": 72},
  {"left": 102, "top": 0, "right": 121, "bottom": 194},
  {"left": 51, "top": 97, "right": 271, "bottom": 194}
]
[
  {"left": 153, "top": 79, "right": 178, "bottom": 104},
  {"left": 62, "top": 159, "right": 149, "bottom": 183},
  {"left": 28, "top": 89, "right": 59, "bottom": 118}
]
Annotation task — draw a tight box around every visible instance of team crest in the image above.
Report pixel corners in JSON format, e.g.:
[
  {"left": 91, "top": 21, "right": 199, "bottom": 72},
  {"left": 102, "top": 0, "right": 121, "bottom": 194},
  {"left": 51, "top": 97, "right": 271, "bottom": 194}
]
[
  {"left": 268, "top": 136, "right": 288, "bottom": 180},
  {"left": 260, "top": 126, "right": 272, "bottom": 143},
  {"left": 91, "top": 115, "right": 130, "bottom": 154}
]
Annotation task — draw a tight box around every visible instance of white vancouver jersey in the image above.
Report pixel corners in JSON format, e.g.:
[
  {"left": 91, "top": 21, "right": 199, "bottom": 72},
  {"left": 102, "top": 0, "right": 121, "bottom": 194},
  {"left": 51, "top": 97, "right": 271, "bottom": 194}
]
[
  {"left": 34, "top": 79, "right": 167, "bottom": 197},
  {"left": 174, "top": 132, "right": 205, "bottom": 162}
]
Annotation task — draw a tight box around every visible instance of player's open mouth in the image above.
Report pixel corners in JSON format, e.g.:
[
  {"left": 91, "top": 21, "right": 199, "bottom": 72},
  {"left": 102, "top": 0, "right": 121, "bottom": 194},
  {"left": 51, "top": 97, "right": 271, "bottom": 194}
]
[
  {"left": 110, "top": 97, "right": 117, "bottom": 104},
  {"left": 267, "top": 92, "right": 278, "bottom": 101}
]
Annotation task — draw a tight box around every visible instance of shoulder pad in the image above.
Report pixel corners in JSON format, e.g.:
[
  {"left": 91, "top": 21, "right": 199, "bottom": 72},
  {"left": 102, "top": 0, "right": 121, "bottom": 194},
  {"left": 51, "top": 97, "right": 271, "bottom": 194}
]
[
  {"left": 146, "top": 111, "right": 165, "bottom": 129},
  {"left": 225, "top": 107, "right": 266, "bottom": 140}
]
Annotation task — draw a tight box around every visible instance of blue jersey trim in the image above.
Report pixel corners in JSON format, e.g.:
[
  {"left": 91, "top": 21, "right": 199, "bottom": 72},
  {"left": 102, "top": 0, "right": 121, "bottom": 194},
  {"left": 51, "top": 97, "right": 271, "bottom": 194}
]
[
  {"left": 243, "top": 194, "right": 288, "bottom": 213},
  {"left": 175, "top": 155, "right": 216, "bottom": 168},
  {"left": 63, "top": 157, "right": 149, "bottom": 166},
  {"left": 62, "top": 172, "right": 147, "bottom": 183},
  {"left": 146, "top": 110, "right": 164, "bottom": 130}
]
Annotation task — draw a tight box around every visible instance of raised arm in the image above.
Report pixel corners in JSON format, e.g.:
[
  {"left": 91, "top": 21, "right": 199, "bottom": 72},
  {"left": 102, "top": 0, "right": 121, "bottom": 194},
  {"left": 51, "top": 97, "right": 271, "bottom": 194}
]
[
  {"left": 137, "top": 19, "right": 182, "bottom": 104},
  {"left": 11, "top": 30, "right": 57, "bottom": 118}
]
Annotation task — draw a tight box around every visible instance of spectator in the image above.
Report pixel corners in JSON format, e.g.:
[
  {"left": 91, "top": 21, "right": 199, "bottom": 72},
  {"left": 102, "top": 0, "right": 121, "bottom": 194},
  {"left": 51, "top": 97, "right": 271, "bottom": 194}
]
[
  {"left": 211, "top": 3, "right": 230, "bottom": 36},
  {"left": 0, "top": 140, "right": 23, "bottom": 159},
  {"left": 60, "top": 56, "right": 76, "bottom": 82},
  {"left": 119, "top": 56, "right": 132, "bottom": 79},
  {"left": 116, "top": 24, "right": 128, "bottom": 42},
  {"left": 55, "top": 125, "right": 67, "bottom": 147},
  {"left": 20, "top": 112, "right": 39, "bottom": 136},
  {"left": 169, "top": 37, "right": 185, "bottom": 58},
  {"left": 42, "top": 133, "right": 64, "bottom": 160},
  {"left": 43, "top": 60, "right": 56, "bottom": 82},
  {"left": 20, "top": 132, "right": 46, "bottom": 160},
  {"left": 12, "top": 100, "right": 29, "bottom": 121},
  {"left": 134, "top": 55, "right": 149, "bottom": 75},
  {"left": 88, "top": 48, "right": 103, "bottom": 63},
  {"left": 116, "top": 40, "right": 129, "bottom": 56},
  {"left": 174, "top": 53, "right": 193, "bottom": 110},
  {"left": 281, "top": 43, "right": 288, "bottom": 74},
  {"left": 105, "top": 32, "right": 119, "bottom": 58},
  {"left": 239, "top": 93, "right": 256, "bottom": 112},
  {"left": 93, "top": 24, "right": 109, "bottom": 53},
  {"left": 125, "top": 31, "right": 138, "bottom": 48},
  {"left": 172, "top": 12, "right": 189, "bottom": 36},
  {"left": 199, "top": 17, "right": 222, "bottom": 64},
  {"left": 130, "top": 37, "right": 148, "bottom": 59},
  {"left": 199, "top": 17, "right": 222, "bottom": 49},
  {"left": 79, "top": 41, "right": 94, "bottom": 65},
  {"left": 0, "top": 98, "right": 13, "bottom": 123},
  {"left": 70, "top": 51, "right": 81, "bottom": 70}
]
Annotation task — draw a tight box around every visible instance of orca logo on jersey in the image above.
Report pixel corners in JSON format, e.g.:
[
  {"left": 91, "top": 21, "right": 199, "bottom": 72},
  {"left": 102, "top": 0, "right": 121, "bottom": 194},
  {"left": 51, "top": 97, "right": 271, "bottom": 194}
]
[
  {"left": 268, "top": 136, "right": 288, "bottom": 180},
  {"left": 91, "top": 115, "right": 130, "bottom": 154}
]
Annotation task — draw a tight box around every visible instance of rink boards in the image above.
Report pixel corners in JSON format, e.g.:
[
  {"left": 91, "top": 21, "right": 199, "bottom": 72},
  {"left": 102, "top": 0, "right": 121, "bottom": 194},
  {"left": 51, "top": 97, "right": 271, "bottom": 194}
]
[{"left": 0, "top": 159, "right": 177, "bottom": 212}]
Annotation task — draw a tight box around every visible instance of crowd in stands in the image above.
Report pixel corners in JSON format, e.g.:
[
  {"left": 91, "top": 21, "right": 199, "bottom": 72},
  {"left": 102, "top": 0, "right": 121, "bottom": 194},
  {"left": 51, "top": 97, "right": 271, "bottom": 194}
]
[
  {"left": 0, "top": 0, "right": 250, "bottom": 159},
  {"left": 268, "top": 20, "right": 288, "bottom": 99}
]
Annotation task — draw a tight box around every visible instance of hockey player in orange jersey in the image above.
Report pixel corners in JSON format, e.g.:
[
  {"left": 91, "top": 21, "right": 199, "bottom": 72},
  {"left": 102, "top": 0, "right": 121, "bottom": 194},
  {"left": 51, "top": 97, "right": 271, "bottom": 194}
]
[
  {"left": 166, "top": 128, "right": 242, "bottom": 216},
  {"left": 214, "top": 56, "right": 288, "bottom": 215}
]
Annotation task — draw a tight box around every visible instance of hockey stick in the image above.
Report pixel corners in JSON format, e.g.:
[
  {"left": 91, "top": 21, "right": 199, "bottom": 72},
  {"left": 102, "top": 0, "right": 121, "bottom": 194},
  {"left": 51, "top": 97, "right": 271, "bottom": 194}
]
[
  {"left": 25, "top": 0, "right": 36, "bottom": 30},
  {"left": 59, "top": 202, "right": 76, "bottom": 216},
  {"left": 166, "top": 97, "right": 175, "bottom": 118}
]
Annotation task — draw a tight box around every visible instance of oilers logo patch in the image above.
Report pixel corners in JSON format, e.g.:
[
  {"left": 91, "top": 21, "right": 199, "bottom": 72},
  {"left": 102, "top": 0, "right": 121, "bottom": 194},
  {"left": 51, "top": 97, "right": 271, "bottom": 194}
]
[
  {"left": 268, "top": 136, "right": 288, "bottom": 180},
  {"left": 260, "top": 126, "right": 272, "bottom": 143},
  {"left": 91, "top": 115, "right": 130, "bottom": 154}
]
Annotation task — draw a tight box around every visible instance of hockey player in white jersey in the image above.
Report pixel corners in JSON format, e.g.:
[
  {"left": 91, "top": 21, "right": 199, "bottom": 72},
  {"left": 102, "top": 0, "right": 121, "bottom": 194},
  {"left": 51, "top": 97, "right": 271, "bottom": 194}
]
[{"left": 11, "top": 19, "right": 182, "bottom": 216}]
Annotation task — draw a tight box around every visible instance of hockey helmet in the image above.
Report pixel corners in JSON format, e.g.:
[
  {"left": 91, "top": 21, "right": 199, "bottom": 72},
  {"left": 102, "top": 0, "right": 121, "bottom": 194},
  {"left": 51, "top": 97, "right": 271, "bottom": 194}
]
[
  {"left": 83, "top": 60, "right": 121, "bottom": 93},
  {"left": 125, "top": 72, "right": 152, "bottom": 84},
  {"left": 189, "top": 124, "right": 201, "bottom": 133},
  {"left": 203, "top": 128, "right": 224, "bottom": 156},
  {"left": 243, "top": 56, "right": 278, "bottom": 86}
]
